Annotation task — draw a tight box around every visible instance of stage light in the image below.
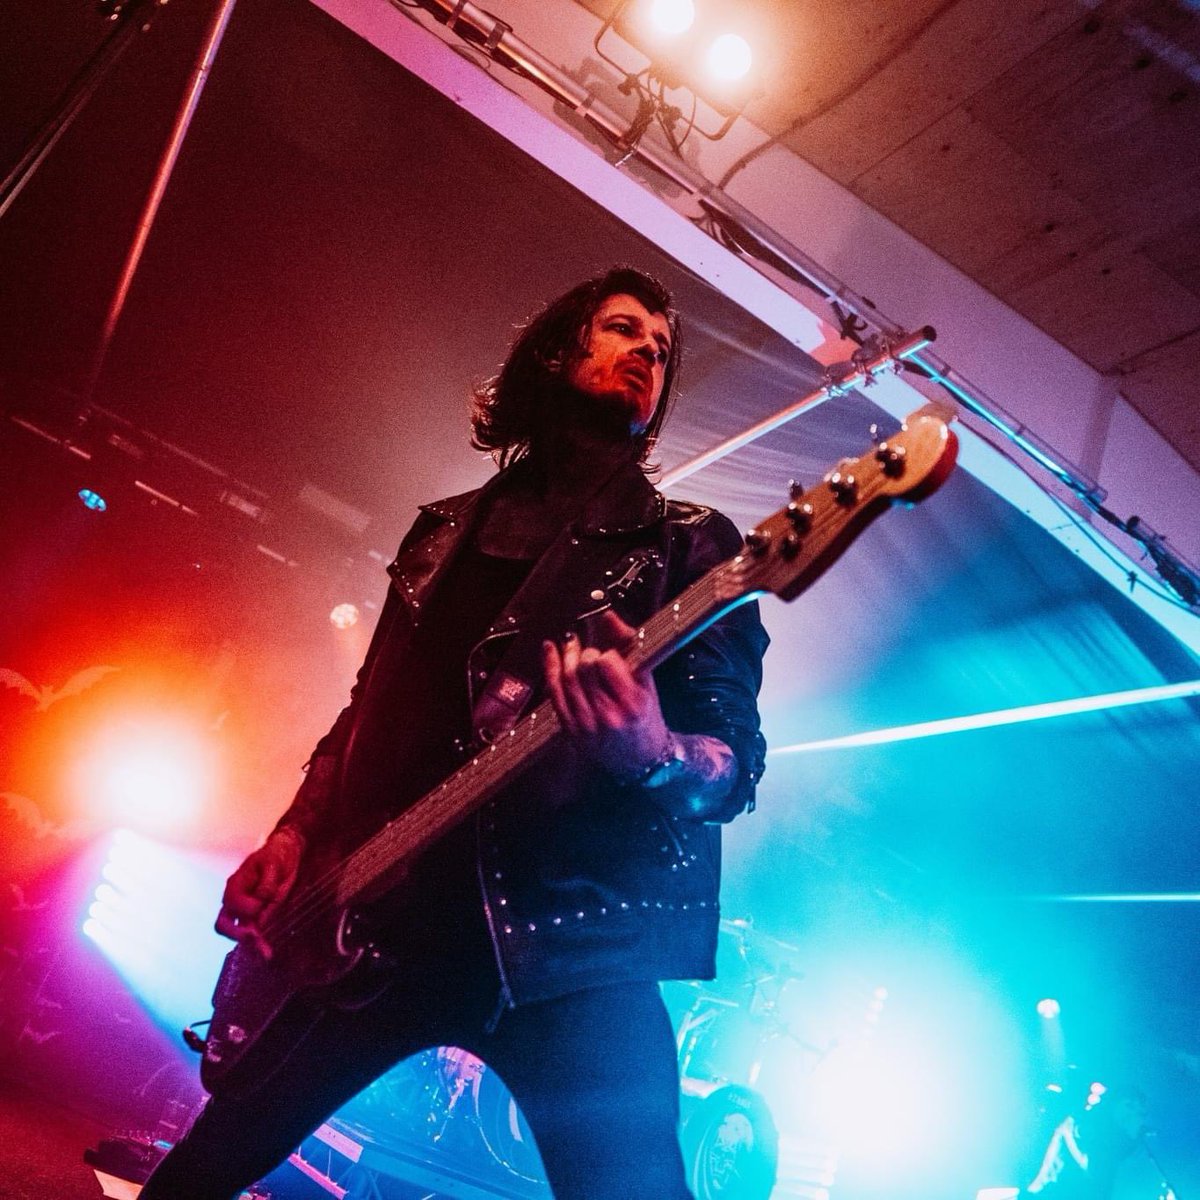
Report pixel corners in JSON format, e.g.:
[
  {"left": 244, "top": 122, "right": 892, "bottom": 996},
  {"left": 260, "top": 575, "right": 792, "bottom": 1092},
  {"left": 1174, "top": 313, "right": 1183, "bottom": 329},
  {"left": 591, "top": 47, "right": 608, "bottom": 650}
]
[
  {"left": 82, "top": 829, "right": 232, "bottom": 1035},
  {"left": 330, "top": 602, "right": 360, "bottom": 629},
  {"left": 78, "top": 487, "right": 107, "bottom": 512},
  {"left": 648, "top": 0, "right": 693, "bottom": 35},
  {"left": 770, "top": 678, "right": 1200, "bottom": 755},
  {"left": 1036, "top": 998, "right": 1061, "bottom": 1019},
  {"left": 706, "top": 32, "right": 751, "bottom": 82},
  {"left": 74, "top": 718, "right": 213, "bottom": 834},
  {"left": 596, "top": 0, "right": 775, "bottom": 140}
]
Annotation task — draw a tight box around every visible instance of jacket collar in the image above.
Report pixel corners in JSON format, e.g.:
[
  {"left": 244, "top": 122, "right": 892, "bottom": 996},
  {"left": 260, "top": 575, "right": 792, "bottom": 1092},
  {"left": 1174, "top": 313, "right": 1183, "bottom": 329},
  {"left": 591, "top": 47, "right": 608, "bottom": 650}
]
[{"left": 420, "top": 455, "right": 666, "bottom": 537}]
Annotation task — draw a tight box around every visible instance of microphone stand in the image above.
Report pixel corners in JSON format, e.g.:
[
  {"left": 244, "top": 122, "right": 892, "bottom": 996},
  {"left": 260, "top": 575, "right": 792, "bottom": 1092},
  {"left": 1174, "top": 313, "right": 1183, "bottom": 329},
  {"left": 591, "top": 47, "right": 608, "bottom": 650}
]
[{"left": 1142, "top": 1135, "right": 1183, "bottom": 1200}]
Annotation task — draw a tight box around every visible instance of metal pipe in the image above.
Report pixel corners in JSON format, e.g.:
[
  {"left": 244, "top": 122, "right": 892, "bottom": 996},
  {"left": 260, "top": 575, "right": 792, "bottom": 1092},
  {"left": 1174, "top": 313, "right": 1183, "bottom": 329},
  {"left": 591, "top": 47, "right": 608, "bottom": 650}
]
[
  {"left": 412, "top": 1, "right": 919, "bottom": 341},
  {"left": 0, "top": 0, "right": 160, "bottom": 221},
  {"left": 661, "top": 327, "right": 935, "bottom": 487},
  {"left": 85, "top": 0, "right": 240, "bottom": 402}
]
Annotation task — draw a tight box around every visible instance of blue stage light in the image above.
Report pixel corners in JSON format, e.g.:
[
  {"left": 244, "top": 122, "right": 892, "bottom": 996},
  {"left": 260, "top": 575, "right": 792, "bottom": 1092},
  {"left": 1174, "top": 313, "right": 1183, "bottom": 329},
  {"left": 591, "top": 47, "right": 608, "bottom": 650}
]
[
  {"left": 1036, "top": 998, "right": 1061, "bottom": 1019},
  {"left": 82, "top": 830, "right": 233, "bottom": 1036},
  {"left": 78, "top": 488, "right": 107, "bottom": 512},
  {"left": 770, "top": 679, "right": 1200, "bottom": 755}
]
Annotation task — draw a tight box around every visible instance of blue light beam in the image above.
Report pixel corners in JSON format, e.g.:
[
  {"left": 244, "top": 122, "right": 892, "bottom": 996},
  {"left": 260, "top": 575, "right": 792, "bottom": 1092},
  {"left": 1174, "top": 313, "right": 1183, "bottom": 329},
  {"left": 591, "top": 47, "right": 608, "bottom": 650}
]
[
  {"left": 770, "top": 679, "right": 1200, "bottom": 756},
  {"left": 82, "top": 830, "right": 233, "bottom": 1035}
]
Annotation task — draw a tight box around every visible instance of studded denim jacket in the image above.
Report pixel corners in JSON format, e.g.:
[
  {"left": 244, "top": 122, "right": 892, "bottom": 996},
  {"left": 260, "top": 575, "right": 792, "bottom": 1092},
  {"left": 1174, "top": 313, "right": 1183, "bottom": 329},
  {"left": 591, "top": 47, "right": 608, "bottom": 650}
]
[{"left": 282, "top": 460, "right": 769, "bottom": 1006}]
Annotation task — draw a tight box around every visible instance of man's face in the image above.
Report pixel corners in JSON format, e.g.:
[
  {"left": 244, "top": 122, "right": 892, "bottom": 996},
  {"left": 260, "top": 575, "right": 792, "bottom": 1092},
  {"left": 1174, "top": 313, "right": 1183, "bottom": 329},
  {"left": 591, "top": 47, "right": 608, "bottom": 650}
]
[{"left": 563, "top": 293, "right": 672, "bottom": 434}]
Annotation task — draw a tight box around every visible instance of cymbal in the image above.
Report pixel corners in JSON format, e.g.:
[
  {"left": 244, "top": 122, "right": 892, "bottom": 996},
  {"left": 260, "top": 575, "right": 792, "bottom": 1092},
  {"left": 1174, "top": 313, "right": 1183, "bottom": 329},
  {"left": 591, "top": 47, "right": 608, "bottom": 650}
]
[{"left": 718, "top": 917, "right": 805, "bottom": 980}]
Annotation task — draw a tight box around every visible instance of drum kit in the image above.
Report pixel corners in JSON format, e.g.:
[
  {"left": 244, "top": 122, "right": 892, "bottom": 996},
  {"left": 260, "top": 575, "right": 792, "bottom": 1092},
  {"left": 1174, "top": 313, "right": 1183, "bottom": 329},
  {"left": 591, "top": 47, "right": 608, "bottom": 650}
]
[
  {"left": 334, "top": 917, "right": 810, "bottom": 1200},
  {"left": 337, "top": 1043, "right": 545, "bottom": 1187},
  {"left": 669, "top": 918, "right": 819, "bottom": 1200}
]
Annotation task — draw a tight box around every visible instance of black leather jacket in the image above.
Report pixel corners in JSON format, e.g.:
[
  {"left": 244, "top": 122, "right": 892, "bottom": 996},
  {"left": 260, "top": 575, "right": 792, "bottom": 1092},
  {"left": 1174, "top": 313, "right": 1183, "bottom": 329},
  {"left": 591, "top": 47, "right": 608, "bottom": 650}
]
[{"left": 279, "top": 460, "right": 769, "bottom": 1006}]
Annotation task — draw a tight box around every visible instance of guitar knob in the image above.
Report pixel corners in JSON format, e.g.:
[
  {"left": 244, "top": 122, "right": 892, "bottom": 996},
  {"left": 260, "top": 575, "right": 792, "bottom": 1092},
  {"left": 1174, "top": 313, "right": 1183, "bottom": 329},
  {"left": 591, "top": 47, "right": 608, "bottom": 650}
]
[
  {"left": 828, "top": 471, "right": 857, "bottom": 504},
  {"left": 875, "top": 441, "right": 907, "bottom": 477},
  {"left": 745, "top": 527, "right": 772, "bottom": 555},
  {"left": 786, "top": 501, "right": 813, "bottom": 531}
]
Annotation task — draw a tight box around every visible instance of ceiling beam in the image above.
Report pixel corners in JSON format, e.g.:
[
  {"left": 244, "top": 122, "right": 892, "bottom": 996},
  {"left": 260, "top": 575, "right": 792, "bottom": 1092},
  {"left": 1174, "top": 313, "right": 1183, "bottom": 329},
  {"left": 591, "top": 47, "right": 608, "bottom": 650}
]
[{"left": 307, "top": 0, "right": 1200, "bottom": 656}]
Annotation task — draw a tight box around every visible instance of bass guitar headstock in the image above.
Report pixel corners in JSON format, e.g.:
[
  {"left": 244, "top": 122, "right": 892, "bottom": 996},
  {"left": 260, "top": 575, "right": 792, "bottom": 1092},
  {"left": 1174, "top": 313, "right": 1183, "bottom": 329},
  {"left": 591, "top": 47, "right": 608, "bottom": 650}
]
[{"left": 727, "top": 405, "right": 958, "bottom": 603}]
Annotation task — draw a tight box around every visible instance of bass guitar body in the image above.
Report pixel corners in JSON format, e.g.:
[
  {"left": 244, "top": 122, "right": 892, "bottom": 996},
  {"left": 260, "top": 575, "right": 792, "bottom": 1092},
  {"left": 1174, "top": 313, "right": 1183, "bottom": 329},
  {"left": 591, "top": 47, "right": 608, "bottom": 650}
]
[{"left": 201, "top": 839, "right": 395, "bottom": 1094}]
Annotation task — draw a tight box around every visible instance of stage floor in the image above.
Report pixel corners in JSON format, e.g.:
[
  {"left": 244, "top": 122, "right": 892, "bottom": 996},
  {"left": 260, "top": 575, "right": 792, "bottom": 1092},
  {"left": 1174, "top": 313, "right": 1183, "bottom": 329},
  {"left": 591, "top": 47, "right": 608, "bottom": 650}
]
[{"left": 0, "top": 1078, "right": 115, "bottom": 1200}]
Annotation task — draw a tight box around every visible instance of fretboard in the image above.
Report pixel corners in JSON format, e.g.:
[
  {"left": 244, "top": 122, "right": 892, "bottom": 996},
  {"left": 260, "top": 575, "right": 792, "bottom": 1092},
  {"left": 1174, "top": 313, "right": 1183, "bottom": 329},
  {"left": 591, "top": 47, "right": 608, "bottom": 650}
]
[{"left": 334, "top": 560, "right": 749, "bottom": 905}]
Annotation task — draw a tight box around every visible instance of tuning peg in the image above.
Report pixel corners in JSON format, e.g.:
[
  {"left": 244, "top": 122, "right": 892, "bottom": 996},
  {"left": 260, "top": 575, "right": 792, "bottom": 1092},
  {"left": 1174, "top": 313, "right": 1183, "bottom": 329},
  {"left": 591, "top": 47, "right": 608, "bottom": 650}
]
[
  {"left": 874, "top": 441, "right": 907, "bottom": 477},
  {"left": 786, "top": 500, "right": 813, "bottom": 532},
  {"left": 787, "top": 479, "right": 805, "bottom": 501},
  {"left": 745, "top": 527, "right": 772, "bottom": 555},
  {"left": 828, "top": 470, "right": 857, "bottom": 505}
]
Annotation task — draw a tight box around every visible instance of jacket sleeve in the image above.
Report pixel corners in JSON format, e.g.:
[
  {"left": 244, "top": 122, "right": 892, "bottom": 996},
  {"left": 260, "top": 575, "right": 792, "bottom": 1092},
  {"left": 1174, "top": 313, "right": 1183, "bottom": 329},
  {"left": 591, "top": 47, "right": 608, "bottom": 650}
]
[{"left": 654, "top": 509, "right": 769, "bottom": 823}]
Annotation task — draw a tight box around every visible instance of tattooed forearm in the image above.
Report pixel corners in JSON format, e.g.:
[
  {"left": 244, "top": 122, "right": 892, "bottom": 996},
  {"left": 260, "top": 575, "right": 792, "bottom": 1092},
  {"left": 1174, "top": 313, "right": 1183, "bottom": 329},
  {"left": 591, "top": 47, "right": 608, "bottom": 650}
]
[{"left": 641, "top": 732, "right": 737, "bottom": 821}]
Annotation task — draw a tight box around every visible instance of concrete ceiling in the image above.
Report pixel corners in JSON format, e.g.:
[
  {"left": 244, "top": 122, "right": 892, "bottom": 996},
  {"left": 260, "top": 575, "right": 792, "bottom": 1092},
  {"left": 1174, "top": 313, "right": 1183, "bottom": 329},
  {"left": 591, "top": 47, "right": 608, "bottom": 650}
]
[{"left": 574, "top": 0, "right": 1200, "bottom": 473}]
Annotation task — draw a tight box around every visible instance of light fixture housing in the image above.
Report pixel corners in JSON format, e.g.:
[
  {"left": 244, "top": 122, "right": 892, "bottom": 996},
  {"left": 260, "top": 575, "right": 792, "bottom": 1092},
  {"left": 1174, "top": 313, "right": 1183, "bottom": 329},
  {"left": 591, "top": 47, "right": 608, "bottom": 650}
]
[{"left": 596, "top": 0, "right": 773, "bottom": 141}]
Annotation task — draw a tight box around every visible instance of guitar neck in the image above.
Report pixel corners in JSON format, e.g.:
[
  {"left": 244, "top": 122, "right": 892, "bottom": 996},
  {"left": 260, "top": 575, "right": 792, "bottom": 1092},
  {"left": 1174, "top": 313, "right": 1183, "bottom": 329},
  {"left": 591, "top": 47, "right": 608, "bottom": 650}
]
[
  {"left": 334, "top": 568, "right": 748, "bottom": 906},
  {"left": 333, "top": 404, "right": 958, "bottom": 906}
]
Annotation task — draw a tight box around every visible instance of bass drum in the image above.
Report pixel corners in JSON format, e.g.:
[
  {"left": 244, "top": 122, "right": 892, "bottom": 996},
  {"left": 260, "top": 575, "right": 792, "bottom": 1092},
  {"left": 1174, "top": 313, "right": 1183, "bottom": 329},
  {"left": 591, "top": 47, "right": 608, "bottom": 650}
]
[
  {"left": 681, "top": 1085, "right": 778, "bottom": 1200},
  {"left": 473, "top": 1065, "right": 545, "bottom": 1183}
]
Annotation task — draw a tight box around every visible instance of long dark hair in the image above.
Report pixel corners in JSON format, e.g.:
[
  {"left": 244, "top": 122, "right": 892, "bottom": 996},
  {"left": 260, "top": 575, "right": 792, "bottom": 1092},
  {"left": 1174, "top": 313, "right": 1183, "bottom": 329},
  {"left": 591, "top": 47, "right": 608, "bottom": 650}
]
[{"left": 470, "top": 267, "right": 682, "bottom": 471}]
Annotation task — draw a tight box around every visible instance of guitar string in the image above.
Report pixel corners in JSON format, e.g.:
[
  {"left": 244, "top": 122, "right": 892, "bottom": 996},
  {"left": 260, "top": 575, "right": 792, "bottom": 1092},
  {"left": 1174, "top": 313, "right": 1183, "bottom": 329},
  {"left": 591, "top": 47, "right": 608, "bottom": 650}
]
[
  {"left": 319, "top": 575, "right": 710, "bottom": 904},
  {"left": 260, "top": 482, "right": 876, "bottom": 947},
  {"left": 260, "top": 543, "right": 739, "bottom": 943},
  {"left": 260, "top": 567, "right": 726, "bottom": 946},
  {"left": 259, "top": 484, "right": 872, "bottom": 946},
  {"left": 258, "top": 463, "right": 903, "bottom": 947},
  {"left": 260, "top": 581, "right": 704, "bottom": 946}
]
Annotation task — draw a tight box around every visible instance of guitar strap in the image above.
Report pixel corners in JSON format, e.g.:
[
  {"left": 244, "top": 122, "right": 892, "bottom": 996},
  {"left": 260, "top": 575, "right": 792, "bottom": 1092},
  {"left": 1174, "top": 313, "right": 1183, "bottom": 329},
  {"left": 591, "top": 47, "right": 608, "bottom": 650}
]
[
  {"left": 465, "top": 454, "right": 670, "bottom": 744},
  {"left": 468, "top": 535, "right": 664, "bottom": 744}
]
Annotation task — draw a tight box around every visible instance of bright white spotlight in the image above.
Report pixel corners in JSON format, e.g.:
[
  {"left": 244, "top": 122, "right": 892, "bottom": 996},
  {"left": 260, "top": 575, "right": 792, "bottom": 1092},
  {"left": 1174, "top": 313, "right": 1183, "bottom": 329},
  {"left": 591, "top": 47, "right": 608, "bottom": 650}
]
[
  {"left": 330, "top": 602, "right": 360, "bottom": 629},
  {"left": 648, "top": 0, "right": 694, "bottom": 35},
  {"left": 76, "top": 720, "right": 212, "bottom": 834},
  {"left": 706, "top": 32, "right": 752, "bottom": 82},
  {"left": 1036, "top": 998, "right": 1061, "bottom": 1019}
]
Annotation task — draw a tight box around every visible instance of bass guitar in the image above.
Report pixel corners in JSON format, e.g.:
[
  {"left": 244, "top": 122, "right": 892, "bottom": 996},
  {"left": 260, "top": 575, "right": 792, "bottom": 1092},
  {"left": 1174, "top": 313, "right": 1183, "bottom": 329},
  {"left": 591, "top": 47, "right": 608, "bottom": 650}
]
[{"left": 197, "top": 405, "right": 958, "bottom": 1093}]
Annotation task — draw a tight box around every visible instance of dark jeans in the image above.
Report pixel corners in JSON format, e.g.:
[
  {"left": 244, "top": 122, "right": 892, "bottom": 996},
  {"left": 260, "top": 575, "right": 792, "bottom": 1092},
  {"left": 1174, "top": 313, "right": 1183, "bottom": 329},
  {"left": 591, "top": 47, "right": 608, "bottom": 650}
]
[{"left": 141, "top": 919, "right": 692, "bottom": 1200}]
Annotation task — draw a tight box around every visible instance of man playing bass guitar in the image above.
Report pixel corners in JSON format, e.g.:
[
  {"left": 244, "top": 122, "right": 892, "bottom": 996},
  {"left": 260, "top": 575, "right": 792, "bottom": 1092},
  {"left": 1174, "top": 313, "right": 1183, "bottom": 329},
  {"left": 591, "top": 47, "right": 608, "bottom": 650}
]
[{"left": 140, "top": 267, "right": 769, "bottom": 1200}]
